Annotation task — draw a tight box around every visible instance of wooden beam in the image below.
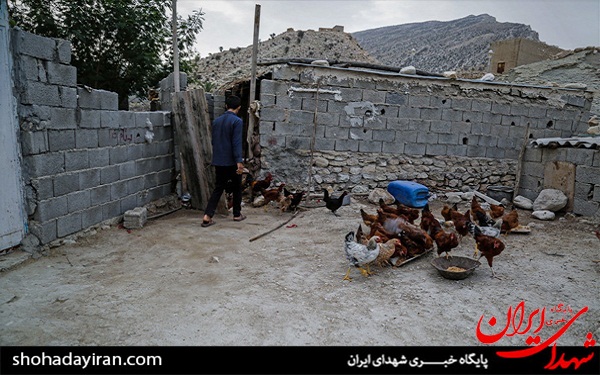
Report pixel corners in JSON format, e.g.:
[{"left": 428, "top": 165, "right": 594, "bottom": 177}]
[{"left": 246, "top": 4, "right": 261, "bottom": 160}]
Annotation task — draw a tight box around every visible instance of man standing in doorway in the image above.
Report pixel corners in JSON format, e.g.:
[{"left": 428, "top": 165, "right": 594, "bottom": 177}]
[{"left": 201, "top": 95, "right": 246, "bottom": 227}]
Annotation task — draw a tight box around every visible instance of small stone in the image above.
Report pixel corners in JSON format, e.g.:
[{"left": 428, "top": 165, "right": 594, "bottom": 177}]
[{"left": 532, "top": 210, "right": 555, "bottom": 221}]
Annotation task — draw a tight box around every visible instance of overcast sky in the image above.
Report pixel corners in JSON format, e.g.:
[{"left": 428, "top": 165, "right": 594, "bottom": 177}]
[{"left": 177, "top": 0, "right": 600, "bottom": 57}]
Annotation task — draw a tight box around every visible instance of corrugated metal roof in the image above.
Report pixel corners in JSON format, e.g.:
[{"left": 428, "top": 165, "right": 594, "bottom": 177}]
[{"left": 531, "top": 136, "right": 600, "bottom": 149}]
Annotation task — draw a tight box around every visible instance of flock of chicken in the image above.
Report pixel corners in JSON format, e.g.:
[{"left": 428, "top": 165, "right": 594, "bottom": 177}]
[{"left": 344, "top": 196, "right": 521, "bottom": 281}]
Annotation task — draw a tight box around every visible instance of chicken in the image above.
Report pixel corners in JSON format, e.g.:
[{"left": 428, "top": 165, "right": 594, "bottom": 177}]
[
  {"left": 343, "top": 232, "right": 380, "bottom": 281},
  {"left": 449, "top": 208, "right": 472, "bottom": 239},
  {"left": 468, "top": 222, "right": 506, "bottom": 278},
  {"left": 374, "top": 238, "right": 401, "bottom": 268},
  {"left": 441, "top": 203, "right": 458, "bottom": 222},
  {"left": 471, "top": 197, "right": 496, "bottom": 227},
  {"left": 489, "top": 204, "right": 505, "bottom": 220},
  {"left": 500, "top": 208, "right": 519, "bottom": 234},
  {"left": 283, "top": 187, "right": 305, "bottom": 212},
  {"left": 260, "top": 183, "right": 285, "bottom": 207},
  {"left": 323, "top": 190, "right": 348, "bottom": 216},
  {"left": 431, "top": 224, "right": 460, "bottom": 259},
  {"left": 278, "top": 194, "right": 293, "bottom": 212},
  {"left": 249, "top": 172, "right": 273, "bottom": 199},
  {"left": 420, "top": 204, "right": 440, "bottom": 234},
  {"left": 379, "top": 199, "right": 419, "bottom": 224},
  {"left": 355, "top": 224, "right": 368, "bottom": 245},
  {"left": 381, "top": 214, "right": 434, "bottom": 254},
  {"left": 360, "top": 208, "right": 378, "bottom": 227}
]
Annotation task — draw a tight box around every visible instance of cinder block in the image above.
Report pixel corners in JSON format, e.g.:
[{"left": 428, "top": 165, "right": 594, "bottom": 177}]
[
  {"left": 57, "top": 212, "right": 82, "bottom": 237},
  {"left": 463, "top": 112, "right": 482, "bottom": 123},
  {"left": 446, "top": 144, "right": 467, "bottom": 156},
  {"left": 48, "top": 130, "right": 75, "bottom": 152},
  {"left": 441, "top": 109, "right": 463, "bottom": 122},
  {"left": 478, "top": 135, "right": 498, "bottom": 147},
  {"left": 21, "top": 131, "right": 48, "bottom": 155},
  {"left": 99, "top": 90, "right": 119, "bottom": 110},
  {"left": 260, "top": 107, "right": 288, "bottom": 122},
  {"left": 398, "top": 107, "right": 420, "bottom": 119},
  {"left": 576, "top": 165, "right": 599, "bottom": 184},
  {"left": 573, "top": 198, "right": 599, "bottom": 217},
  {"left": 79, "top": 169, "right": 101, "bottom": 190},
  {"left": 33, "top": 177, "right": 54, "bottom": 201},
  {"left": 426, "top": 144, "right": 447, "bottom": 156},
  {"left": 98, "top": 128, "right": 119, "bottom": 147},
  {"left": 90, "top": 185, "right": 111, "bottom": 205},
  {"left": 416, "top": 132, "right": 438, "bottom": 144},
  {"left": 466, "top": 145, "right": 487, "bottom": 158},
  {"left": 403, "top": 143, "right": 426, "bottom": 155},
  {"left": 48, "top": 108, "right": 77, "bottom": 130},
  {"left": 120, "top": 195, "right": 139, "bottom": 213},
  {"left": 501, "top": 115, "right": 521, "bottom": 126},
  {"left": 78, "top": 88, "right": 102, "bottom": 109},
  {"left": 372, "top": 129, "right": 396, "bottom": 142},
  {"left": 127, "top": 176, "right": 146, "bottom": 194},
  {"left": 65, "top": 150, "right": 89, "bottom": 171},
  {"left": 143, "top": 173, "right": 158, "bottom": 189},
  {"left": 338, "top": 88, "right": 363, "bottom": 102},
  {"left": 100, "top": 165, "right": 120, "bottom": 184},
  {"left": 88, "top": 148, "right": 110, "bottom": 168},
  {"left": 471, "top": 123, "right": 492, "bottom": 135},
  {"left": 75, "top": 129, "right": 99, "bottom": 149},
  {"left": 349, "top": 128, "right": 372, "bottom": 141},
  {"left": 22, "top": 81, "right": 60, "bottom": 106},
  {"left": 100, "top": 110, "right": 119, "bottom": 129},
  {"left": 314, "top": 138, "right": 335, "bottom": 151},
  {"left": 563, "top": 94, "right": 587, "bottom": 108},
  {"left": 14, "top": 30, "right": 55, "bottom": 60},
  {"left": 523, "top": 147, "right": 543, "bottom": 162},
  {"left": 25, "top": 153, "right": 65, "bottom": 177},
  {"left": 119, "top": 161, "right": 137, "bottom": 180},
  {"left": 565, "top": 148, "right": 596, "bottom": 166},
  {"left": 20, "top": 55, "right": 46, "bottom": 81},
  {"left": 136, "top": 159, "right": 158, "bottom": 175},
  {"left": 111, "top": 180, "right": 129, "bottom": 200},
  {"left": 67, "top": 190, "right": 91, "bottom": 213},
  {"left": 529, "top": 106, "right": 547, "bottom": 118},
  {"left": 498, "top": 136, "right": 522, "bottom": 150},
  {"left": 46, "top": 62, "right": 77, "bottom": 87},
  {"left": 334, "top": 139, "right": 359, "bottom": 152},
  {"left": 156, "top": 170, "right": 172, "bottom": 185},
  {"left": 358, "top": 140, "right": 383, "bottom": 153},
  {"left": 395, "top": 130, "right": 418, "bottom": 143},
  {"left": 102, "top": 201, "right": 122, "bottom": 221},
  {"left": 437, "top": 133, "right": 458, "bottom": 145},
  {"left": 382, "top": 142, "right": 405, "bottom": 154},
  {"left": 127, "top": 144, "right": 145, "bottom": 161},
  {"left": 118, "top": 111, "right": 136, "bottom": 128},
  {"left": 79, "top": 109, "right": 101, "bottom": 129},
  {"left": 362, "top": 90, "right": 386, "bottom": 103},
  {"left": 301, "top": 98, "right": 327, "bottom": 112},
  {"left": 421, "top": 108, "right": 442, "bottom": 121},
  {"left": 485, "top": 147, "right": 506, "bottom": 159},
  {"left": 452, "top": 98, "right": 472, "bottom": 110},
  {"left": 35, "top": 196, "right": 69, "bottom": 221},
  {"left": 471, "top": 100, "right": 492, "bottom": 112},
  {"left": 56, "top": 40, "right": 72, "bottom": 64},
  {"left": 81, "top": 206, "right": 103, "bottom": 228},
  {"left": 29, "top": 219, "right": 57, "bottom": 244},
  {"left": 408, "top": 96, "right": 430, "bottom": 107},
  {"left": 109, "top": 146, "right": 129, "bottom": 165},
  {"left": 510, "top": 105, "right": 529, "bottom": 116},
  {"left": 431, "top": 97, "right": 452, "bottom": 109},
  {"left": 491, "top": 102, "right": 510, "bottom": 115},
  {"left": 482, "top": 112, "right": 502, "bottom": 125},
  {"left": 54, "top": 173, "right": 80, "bottom": 196},
  {"left": 59, "top": 87, "right": 78, "bottom": 109}
]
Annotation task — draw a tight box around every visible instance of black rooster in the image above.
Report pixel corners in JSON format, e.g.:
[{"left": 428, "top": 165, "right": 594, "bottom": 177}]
[
  {"left": 323, "top": 190, "right": 348, "bottom": 216},
  {"left": 283, "top": 187, "right": 305, "bottom": 212}
]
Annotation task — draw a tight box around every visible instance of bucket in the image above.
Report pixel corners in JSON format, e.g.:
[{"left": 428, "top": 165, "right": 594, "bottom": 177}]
[{"left": 486, "top": 186, "right": 514, "bottom": 202}]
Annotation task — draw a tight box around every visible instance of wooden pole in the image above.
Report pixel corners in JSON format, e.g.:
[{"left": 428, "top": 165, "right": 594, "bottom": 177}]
[
  {"left": 172, "top": 0, "right": 180, "bottom": 92},
  {"left": 247, "top": 4, "right": 261, "bottom": 160},
  {"left": 513, "top": 123, "right": 531, "bottom": 198},
  {"left": 306, "top": 78, "right": 321, "bottom": 197}
]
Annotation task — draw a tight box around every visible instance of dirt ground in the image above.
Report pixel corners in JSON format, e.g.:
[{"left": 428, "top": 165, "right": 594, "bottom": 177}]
[{"left": 0, "top": 195, "right": 599, "bottom": 346}]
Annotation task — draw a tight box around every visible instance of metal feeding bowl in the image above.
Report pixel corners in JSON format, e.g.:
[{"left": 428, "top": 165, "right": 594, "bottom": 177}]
[{"left": 431, "top": 256, "right": 481, "bottom": 280}]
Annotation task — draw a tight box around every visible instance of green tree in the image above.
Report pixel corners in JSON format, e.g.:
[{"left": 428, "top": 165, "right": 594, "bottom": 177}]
[{"left": 8, "top": 0, "right": 204, "bottom": 109}]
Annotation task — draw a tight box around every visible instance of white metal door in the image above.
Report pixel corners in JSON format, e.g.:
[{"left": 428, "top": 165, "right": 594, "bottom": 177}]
[{"left": 0, "top": 1, "right": 26, "bottom": 250}]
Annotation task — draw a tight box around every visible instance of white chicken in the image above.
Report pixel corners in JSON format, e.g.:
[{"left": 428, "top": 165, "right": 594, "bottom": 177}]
[{"left": 343, "top": 232, "right": 380, "bottom": 281}]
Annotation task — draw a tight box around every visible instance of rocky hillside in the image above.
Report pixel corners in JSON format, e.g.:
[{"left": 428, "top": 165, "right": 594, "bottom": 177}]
[
  {"left": 353, "top": 14, "right": 540, "bottom": 73},
  {"left": 190, "top": 27, "right": 378, "bottom": 92}
]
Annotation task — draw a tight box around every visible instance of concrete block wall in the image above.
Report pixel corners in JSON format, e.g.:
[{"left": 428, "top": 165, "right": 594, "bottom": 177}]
[
  {"left": 257, "top": 64, "right": 594, "bottom": 203},
  {"left": 520, "top": 147, "right": 600, "bottom": 218},
  {"left": 12, "top": 29, "right": 175, "bottom": 244}
]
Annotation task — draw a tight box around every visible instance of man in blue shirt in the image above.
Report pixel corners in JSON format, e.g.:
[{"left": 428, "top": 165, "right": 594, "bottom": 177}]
[{"left": 202, "top": 95, "right": 246, "bottom": 227}]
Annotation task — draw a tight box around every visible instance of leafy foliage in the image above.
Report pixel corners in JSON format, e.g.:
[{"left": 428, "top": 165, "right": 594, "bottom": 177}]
[{"left": 8, "top": 0, "right": 204, "bottom": 109}]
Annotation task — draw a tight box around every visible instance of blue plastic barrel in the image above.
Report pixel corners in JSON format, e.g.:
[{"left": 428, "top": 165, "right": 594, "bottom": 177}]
[{"left": 387, "top": 180, "right": 430, "bottom": 208}]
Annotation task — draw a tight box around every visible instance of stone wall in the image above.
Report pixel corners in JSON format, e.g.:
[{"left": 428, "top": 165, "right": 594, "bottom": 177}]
[
  {"left": 12, "top": 29, "right": 175, "bottom": 244},
  {"left": 257, "top": 63, "right": 594, "bottom": 212}
]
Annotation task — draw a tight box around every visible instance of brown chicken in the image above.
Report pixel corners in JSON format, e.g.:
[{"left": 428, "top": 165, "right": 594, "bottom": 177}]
[
  {"left": 471, "top": 197, "right": 496, "bottom": 227},
  {"left": 500, "top": 208, "right": 519, "bottom": 234},
  {"left": 379, "top": 212, "right": 434, "bottom": 254},
  {"left": 379, "top": 199, "right": 419, "bottom": 224},
  {"left": 469, "top": 222, "right": 506, "bottom": 278},
  {"left": 420, "top": 204, "right": 440, "bottom": 234},
  {"left": 261, "top": 183, "right": 285, "bottom": 207},
  {"left": 250, "top": 172, "right": 273, "bottom": 199},
  {"left": 374, "top": 238, "right": 401, "bottom": 268},
  {"left": 450, "top": 208, "right": 472, "bottom": 238},
  {"left": 489, "top": 204, "right": 505, "bottom": 220},
  {"left": 360, "top": 208, "right": 378, "bottom": 227},
  {"left": 441, "top": 203, "right": 458, "bottom": 222},
  {"left": 356, "top": 224, "right": 368, "bottom": 245}
]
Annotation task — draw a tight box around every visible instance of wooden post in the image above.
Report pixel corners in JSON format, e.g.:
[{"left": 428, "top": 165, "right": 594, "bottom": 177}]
[
  {"left": 307, "top": 78, "right": 321, "bottom": 197},
  {"left": 247, "top": 4, "right": 261, "bottom": 160},
  {"left": 172, "top": 0, "right": 180, "bottom": 92},
  {"left": 513, "top": 123, "right": 531, "bottom": 197},
  {"left": 171, "top": 89, "right": 219, "bottom": 210}
]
